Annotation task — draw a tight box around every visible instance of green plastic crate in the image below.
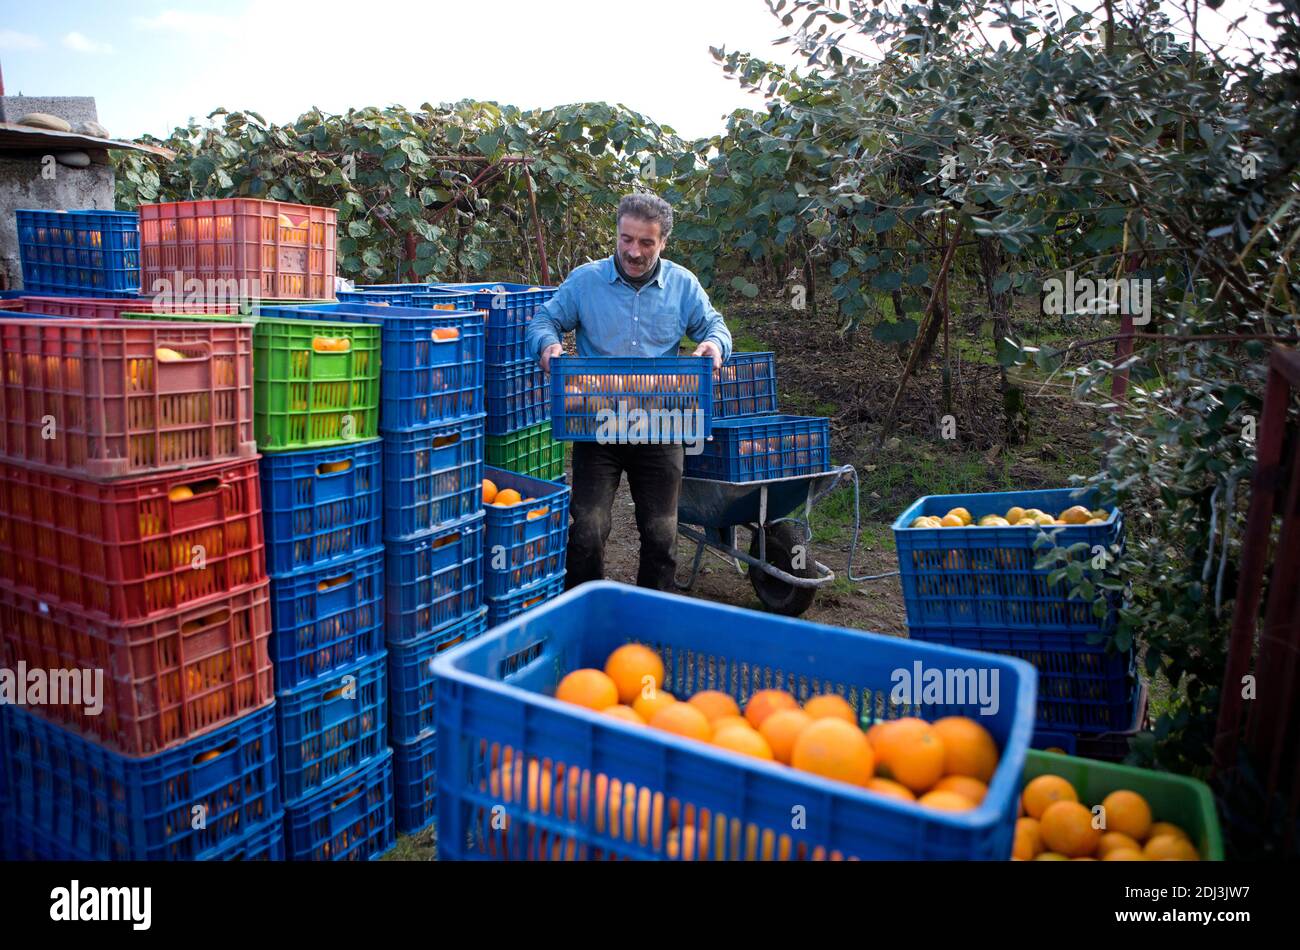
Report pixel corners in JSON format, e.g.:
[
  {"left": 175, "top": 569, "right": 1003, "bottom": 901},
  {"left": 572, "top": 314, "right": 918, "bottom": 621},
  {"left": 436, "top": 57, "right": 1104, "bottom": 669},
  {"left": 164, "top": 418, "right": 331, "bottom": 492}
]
[
  {"left": 121, "top": 311, "right": 380, "bottom": 452},
  {"left": 485, "top": 420, "right": 566, "bottom": 480},
  {"left": 1023, "top": 749, "right": 1223, "bottom": 860}
]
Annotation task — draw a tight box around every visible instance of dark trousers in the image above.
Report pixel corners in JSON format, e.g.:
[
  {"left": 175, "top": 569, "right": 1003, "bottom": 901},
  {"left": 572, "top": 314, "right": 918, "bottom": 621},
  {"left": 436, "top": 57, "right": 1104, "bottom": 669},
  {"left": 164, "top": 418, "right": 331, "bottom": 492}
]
[{"left": 566, "top": 441, "right": 684, "bottom": 592}]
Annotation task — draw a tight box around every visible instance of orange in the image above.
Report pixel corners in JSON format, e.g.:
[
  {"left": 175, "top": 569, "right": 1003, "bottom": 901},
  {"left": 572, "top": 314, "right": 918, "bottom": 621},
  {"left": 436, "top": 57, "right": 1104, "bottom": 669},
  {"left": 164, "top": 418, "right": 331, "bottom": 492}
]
[
  {"left": 167, "top": 485, "right": 194, "bottom": 502},
  {"left": 933, "top": 774, "right": 987, "bottom": 805},
  {"left": 1059, "top": 505, "right": 1092, "bottom": 525},
  {"left": 758, "top": 709, "right": 814, "bottom": 765},
  {"left": 866, "top": 777, "right": 916, "bottom": 803},
  {"left": 744, "top": 689, "right": 798, "bottom": 729},
  {"left": 712, "top": 726, "right": 774, "bottom": 760},
  {"left": 1100, "top": 789, "right": 1152, "bottom": 841},
  {"left": 495, "top": 488, "right": 522, "bottom": 506},
  {"left": 555, "top": 669, "right": 618, "bottom": 711},
  {"left": 1102, "top": 848, "right": 1146, "bottom": 861},
  {"left": 1040, "top": 800, "right": 1101, "bottom": 857},
  {"left": 666, "top": 825, "right": 709, "bottom": 861},
  {"left": 1098, "top": 831, "right": 1141, "bottom": 858},
  {"left": 482, "top": 479, "right": 498, "bottom": 504},
  {"left": 1034, "top": 852, "right": 1069, "bottom": 861},
  {"left": 601, "top": 705, "right": 645, "bottom": 725},
  {"left": 919, "top": 790, "right": 975, "bottom": 812},
  {"left": 686, "top": 690, "right": 740, "bottom": 722},
  {"left": 803, "top": 693, "right": 857, "bottom": 724},
  {"left": 790, "top": 718, "right": 874, "bottom": 787},
  {"left": 945, "top": 506, "right": 973, "bottom": 525},
  {"left": 710, "top": 715, "right": 751, "bottom": 737},
  {"left": 1021, "top": 774, "right": 1078, "bottom": 819},
  {"left": 432, "top": 326, "right": 460, "bottom": 341},
  {"left": 880, "top": 722, "right": 945, "bottom": 793},
  {"left": 604, "top": 643, "right": 665, "bottom": 704},
  {"left": 648, "top": 703, "right": 712, "bottom": 743},
  {"left": 1013, "top": 817, "right": 1043, "bottom": 860},
  {"left": 931, "top": 717, "right": 999, "bottom": 783},
  {"left": 1148, "top": 821, "right": 1188, "bottom": 842},
  {"left": 632, "top": 688, "right": 676, "bottom": 722},
  {"left": 1144, "top": 835, "right": 1199, "bottom": 861},
  {"left": 939, "top": 513, "right": 964, "bottom": 527}
]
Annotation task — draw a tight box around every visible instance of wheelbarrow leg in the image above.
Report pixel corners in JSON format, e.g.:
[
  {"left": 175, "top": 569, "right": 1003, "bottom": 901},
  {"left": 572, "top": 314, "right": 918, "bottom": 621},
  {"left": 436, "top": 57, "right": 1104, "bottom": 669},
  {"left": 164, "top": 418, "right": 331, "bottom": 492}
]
[{"left": 675, "top": 531, "right": 708, "bottom": 591}]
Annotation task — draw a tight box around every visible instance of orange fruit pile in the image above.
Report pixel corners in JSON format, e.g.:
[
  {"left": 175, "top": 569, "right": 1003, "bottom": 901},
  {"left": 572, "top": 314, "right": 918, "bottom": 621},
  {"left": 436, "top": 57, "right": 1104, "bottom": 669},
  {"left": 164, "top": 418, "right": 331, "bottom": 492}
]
[
  {"left": 1013, "top": 774, "right": 1199, "bottom": 861},
  {"left": 481, "top": 478, "right": 542, "bottom": 512},
  {"left": 910, "top": 504, "right": 1109, "bottom": 529}
]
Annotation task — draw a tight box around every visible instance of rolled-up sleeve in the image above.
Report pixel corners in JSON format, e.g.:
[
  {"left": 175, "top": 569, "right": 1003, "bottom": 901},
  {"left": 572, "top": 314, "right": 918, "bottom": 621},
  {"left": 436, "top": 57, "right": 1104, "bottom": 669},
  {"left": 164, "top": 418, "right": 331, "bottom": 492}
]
[
  {"left": 683, "top": 276, "right": 732, "bottom": 364},
  {"left": 527, "top": 278, "right": 581, "bottom": 362}
]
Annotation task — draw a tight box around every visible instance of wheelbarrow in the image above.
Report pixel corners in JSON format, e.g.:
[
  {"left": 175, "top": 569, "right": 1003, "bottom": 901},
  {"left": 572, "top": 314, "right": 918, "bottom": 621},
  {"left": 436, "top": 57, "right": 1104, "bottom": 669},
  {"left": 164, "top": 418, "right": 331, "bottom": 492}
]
[{"left": 675, "top": 464, "right": 885, "bottom": 617}]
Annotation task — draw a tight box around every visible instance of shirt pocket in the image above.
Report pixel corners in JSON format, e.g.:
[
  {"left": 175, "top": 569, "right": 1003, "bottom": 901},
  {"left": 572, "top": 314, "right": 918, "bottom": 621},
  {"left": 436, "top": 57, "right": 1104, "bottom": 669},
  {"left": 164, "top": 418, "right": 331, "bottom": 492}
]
[{"left": 644, "top": 304, "right": 687, "bottom": 351}]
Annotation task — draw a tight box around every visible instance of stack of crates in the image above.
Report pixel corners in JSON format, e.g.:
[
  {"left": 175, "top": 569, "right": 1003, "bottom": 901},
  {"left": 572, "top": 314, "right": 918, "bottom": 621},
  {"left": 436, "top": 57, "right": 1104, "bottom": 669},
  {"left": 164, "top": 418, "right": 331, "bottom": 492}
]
[
  {"left": 0, "top": 314, "right": 285, "bottom": 860},
  {"left": 891, "top": 488, "right": 1135, "bottom": 751},
  {"left": 433, "top": 282, "right": 565, "bottom": 481}
]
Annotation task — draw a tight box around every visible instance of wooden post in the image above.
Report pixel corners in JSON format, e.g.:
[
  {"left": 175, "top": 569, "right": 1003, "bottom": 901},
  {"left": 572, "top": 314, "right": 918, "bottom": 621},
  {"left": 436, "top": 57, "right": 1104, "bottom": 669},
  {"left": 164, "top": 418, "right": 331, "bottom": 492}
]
[{"left": 524, "top": 169, "right": 550, "bottom": 285}]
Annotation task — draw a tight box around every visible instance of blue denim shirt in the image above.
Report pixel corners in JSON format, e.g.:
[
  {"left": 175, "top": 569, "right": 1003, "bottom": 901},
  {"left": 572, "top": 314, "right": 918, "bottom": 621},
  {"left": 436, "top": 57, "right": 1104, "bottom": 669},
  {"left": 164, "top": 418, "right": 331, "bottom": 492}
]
[{"left": 526, "top": 255, "right": 733, "bottom": 364}]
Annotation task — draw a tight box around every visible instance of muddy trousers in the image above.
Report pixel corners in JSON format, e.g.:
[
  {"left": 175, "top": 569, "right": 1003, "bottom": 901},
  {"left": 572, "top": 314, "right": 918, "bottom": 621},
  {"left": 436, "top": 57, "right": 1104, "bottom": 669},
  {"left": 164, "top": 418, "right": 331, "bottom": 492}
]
[{"left": 565, "top": 441, "right": 685, "bottom": 593}]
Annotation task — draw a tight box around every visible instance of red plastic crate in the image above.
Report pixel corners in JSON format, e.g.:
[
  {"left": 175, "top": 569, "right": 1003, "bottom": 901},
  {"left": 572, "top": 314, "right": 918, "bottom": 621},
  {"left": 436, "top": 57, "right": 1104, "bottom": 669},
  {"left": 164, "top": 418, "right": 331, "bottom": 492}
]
[
  {"left": 19, "top": 296, "right": 239, "bottom": 320},
  {"left": 0, "top": 319, "right": 256, "bottom": 479},
  {"left": 0, "top": 458, "right": 267, "bottom": 622},
  {"left": 139, "top": 199, "right": 337, "bottom": 300},
  {"left": 0, "top": 581, "right": 275, "bottom": 757}
]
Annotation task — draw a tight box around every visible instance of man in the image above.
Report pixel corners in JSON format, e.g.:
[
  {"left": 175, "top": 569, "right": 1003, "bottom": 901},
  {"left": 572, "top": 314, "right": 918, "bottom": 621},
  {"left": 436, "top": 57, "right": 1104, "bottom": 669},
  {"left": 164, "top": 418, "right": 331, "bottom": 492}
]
[{"left": 528, "top": 193, "right": 733, "bottom": 592}]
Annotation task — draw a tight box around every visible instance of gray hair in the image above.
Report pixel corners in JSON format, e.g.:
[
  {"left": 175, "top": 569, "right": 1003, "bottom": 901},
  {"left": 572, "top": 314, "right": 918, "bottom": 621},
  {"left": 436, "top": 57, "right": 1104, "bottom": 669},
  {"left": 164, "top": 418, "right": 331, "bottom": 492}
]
[{"left": 617, "top": 193, "right": 673, "bottom": 239}]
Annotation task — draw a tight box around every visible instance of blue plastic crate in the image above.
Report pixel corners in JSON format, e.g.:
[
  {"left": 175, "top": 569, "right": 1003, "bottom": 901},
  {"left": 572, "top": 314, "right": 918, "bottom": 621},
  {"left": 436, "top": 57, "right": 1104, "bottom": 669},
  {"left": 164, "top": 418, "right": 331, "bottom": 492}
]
[
  {"left": 485, "top": 573, "right": 566, "bottom": 629},
  {"left": 389, "top": 607, "right": 489, "bottom": 743},
  {"left": 892, "top": 488, "right": 1125, "bottom": 632},
  {"left": 204, "top": 813, "right": 286, "bottom": 860},
  {"left": 267, "top": 546, "right": 386, "bottom": 691},
  {"left": 433, "top": 581, "right": 1036, "bottom": 861},
  {"left": 16, "top": 209, "right": 140, "bottom": 297},
  {"left": 486, "top": 363, "right": 550, "bottom": 436},
  {"left": 715, "top": 352, "right": 778, "bottom": 418},
  {"left": 386, "top": 513, "right": 484, "bottom": 646},
  {"left": 264, "top": 302, "right": 486, "bottom": 428},
  {"left": 1, "top": 814, "right": 93, "bottom": 860},
  {"left": 432, "top": 281, "right": 555, "bottom": 367},
  {"left": 392, "top": 730, "right": 439, "bottom": 835},
  {"left": 1029, "top": 727, "right": 1079, "bottom": 756},
  {"left": 381, "top": 414, "right": 484, "bottom": 539},
  {"left": 276, "top": 652, "right": 388, "bottom": 804},
  {"left": 336, "top": 289, "right": 416, "bottom": 306},
  {"left": 409, "top": 289, "right": 476, "bottom": 310},
  {"left": 550, "top": 356, "right": 713, "bottom": 443},
  {"left": 259, "top": 440, "right": 383, "bottom": 575},
  {"left": 907, "top": 624, "right": 1133, "bottom": 732},
  {"left": 283, "top": 748, "right": 395, "bottom": 861},
  {"left": 482, "top": 465, "right": 570, "bottom": 599},
  {"left": 3, "top": 703, "right": 279, "bottom": 861},
  {"left": 684, "top": 414, "right": 830, "bottom": 482}
]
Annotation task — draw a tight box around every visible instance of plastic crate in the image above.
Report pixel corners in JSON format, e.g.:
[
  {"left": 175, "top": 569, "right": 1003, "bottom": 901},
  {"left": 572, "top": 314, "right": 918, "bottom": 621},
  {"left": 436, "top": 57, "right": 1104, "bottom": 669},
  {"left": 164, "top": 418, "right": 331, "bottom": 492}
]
[
  {"left": 0, "top": 457, "right": 267, "bottom": 622},
  {"left": 276, "top": 652, "right": 388, "bottom": 804},
  {"left": 482, "top": 466, "right": 570, "bottom": 599},
  {"left": 893, "top": 488, "right": 1125, "bottom": 632},
  {"left": 202, "top": 813, "right": 286, "bottom": 860},
  {"left": 715, "top": 352, "right": 777, "bottom": 418},
  {"left": 385, "top": 513, "right": 484, "bottom": 646},
  {"left": 550, "top": 356, "right": 713, "bottom": 442},
  {"left": 1074, "top": 681, "right": 1150, "bottom": 761},
  {"left": 908, "top": 625, "right": 1133, "bottom": 732},
  {"left": 432, "top": 281, "right": 555, "bottom": 367},
  {"left": 684, "top": 414, "right": 830, "bottom": 482},
  {"left": 283, "top": 748, "right": 395, "bottom": 860},
  {"left": 381, "top": 414, "right": 484, "bottom": 539},
  {"left": 0, "top": 318, "right": 256, "bottom": 479},
  {"left": 258, "top": 439, "right": 383, "bottom": 575},
  {"left": 267, "top": 546, "right": 385, "bottom": 691},
  {"left": 485, "top": 573, "right": 566, "bottom": 629},
  {"left": 392, "top": 730, "right": 438, "bottom": 835},
  {"left": 19, "top": 295, "right": 238, "bottom": 319},
  {"left": 17, "top": 209, "right": 140, "bottom": 297},
  {"left": 389, "top": 607, "right": 489, "bottom": 743},
  {"left": 4, "top": 702, "right": 279, "bottom": 860},
  {"left": 434, "top": 581, "right": 1036, "bottom": 860},
  {"left": 0, "top": 581, "right": 274, "bottom": 756},
  {"left": 336, "top": 289, "right": 415, "bottom": 306},
  {"left": 408, "top": 289, "right": 476, "bottom": 311},
  {"left": 0, "top": 300, "right": 24, "bottom": 312},
  {"left": 486, "top": 363, "right": 550, "bottom": 436},
  {"left": 139, "top": 198, "right": 337, "bottom": 300},
  {"left": 486, "top": 420, "right": 566, "bottom": 481},
  {"left": 1, "top": 813, "right": 94, "bottom": 860},
  {"left": 1022, "top": 749, "right": 1223, "bottom": 859},
  {"left": 273, "top": 302, "right": 485, "bottom": 428}
]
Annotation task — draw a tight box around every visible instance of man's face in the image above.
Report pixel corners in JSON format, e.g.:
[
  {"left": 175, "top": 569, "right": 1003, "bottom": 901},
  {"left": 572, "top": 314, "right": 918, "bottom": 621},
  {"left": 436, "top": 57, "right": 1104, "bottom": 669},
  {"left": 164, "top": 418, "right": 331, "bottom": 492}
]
[{"left": 617, "top": 215, "right": 666, "bottom": 278}]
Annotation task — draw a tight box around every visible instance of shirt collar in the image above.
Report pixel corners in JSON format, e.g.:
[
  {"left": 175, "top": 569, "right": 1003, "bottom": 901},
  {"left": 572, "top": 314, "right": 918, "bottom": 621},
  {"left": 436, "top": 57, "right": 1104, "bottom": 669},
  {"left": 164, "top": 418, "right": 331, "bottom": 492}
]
[{"left": 607, "top": 254, "right": 667, "bottom": 289}]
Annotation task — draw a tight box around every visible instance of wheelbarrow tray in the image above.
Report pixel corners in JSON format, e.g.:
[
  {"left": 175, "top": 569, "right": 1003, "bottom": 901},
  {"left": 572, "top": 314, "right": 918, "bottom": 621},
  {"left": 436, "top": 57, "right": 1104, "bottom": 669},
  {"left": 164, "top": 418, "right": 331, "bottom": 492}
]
[{"left": 678, "top": 467, "right": 851, "bottom": 529}]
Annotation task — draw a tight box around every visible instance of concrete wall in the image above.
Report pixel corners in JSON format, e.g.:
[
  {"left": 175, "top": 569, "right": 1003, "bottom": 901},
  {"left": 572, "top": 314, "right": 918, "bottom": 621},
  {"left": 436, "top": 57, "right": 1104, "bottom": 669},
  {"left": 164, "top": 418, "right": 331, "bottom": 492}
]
[{"left": 0, "top": 96, "right": 100, "bottom": 129}]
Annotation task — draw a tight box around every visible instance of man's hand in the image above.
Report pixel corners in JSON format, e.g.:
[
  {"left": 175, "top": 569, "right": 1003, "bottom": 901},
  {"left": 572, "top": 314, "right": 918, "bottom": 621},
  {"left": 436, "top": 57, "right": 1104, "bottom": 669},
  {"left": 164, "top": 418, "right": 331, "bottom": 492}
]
[
  {"left": 693, "top": 340, "right": 723, "bottom": 371},
  {"left": 540, "top": 343, "right": 564, "bottom": 374}
]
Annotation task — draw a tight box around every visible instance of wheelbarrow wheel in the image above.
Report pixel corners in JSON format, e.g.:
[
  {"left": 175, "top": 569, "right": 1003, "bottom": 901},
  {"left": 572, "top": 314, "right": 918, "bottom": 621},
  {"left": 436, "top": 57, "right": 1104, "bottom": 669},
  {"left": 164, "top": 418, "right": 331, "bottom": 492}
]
[{"left": 747, "top": 522, "right": 817, "bottom": 617}]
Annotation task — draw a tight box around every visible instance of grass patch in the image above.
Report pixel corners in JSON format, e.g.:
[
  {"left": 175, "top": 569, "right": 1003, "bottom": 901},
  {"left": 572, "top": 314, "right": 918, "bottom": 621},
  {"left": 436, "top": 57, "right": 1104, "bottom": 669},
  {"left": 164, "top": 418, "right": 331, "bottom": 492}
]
[{"left": 382, "top": 827, "right": 437, "bottom": 861}]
